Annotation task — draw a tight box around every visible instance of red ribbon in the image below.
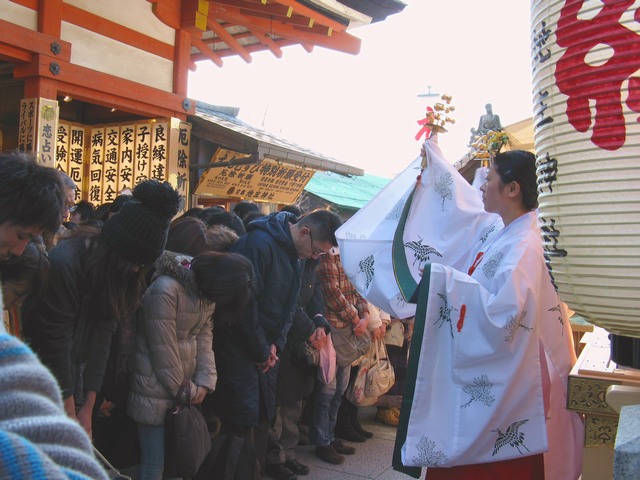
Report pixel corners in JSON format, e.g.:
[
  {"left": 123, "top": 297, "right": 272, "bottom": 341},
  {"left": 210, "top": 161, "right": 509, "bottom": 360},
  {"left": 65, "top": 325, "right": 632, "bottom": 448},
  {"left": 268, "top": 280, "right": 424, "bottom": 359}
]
[
  {"left": 467, "top": 251, "right": 484, "bottom": 276},
  {"left": 457, "top": 304, "right": 467, "bottom": 333}
]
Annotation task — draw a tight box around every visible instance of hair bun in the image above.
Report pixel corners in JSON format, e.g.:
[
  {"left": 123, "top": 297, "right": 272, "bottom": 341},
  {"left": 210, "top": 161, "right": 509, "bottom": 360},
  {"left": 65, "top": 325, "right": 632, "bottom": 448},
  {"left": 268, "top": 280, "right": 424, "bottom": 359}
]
[{"left": 132, "top": 180, "right": 180, "bottom": 219}]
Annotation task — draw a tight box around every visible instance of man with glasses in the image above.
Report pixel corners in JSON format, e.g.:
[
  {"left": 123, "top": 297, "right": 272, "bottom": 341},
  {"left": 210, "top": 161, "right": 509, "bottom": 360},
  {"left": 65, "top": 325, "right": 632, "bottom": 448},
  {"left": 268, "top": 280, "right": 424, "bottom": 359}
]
[
  {"left": 215, "top": 208, "right": 342, "bottom": 478},
  {"left": 43, "top": 171, "right": 77, "bottom": 250}
]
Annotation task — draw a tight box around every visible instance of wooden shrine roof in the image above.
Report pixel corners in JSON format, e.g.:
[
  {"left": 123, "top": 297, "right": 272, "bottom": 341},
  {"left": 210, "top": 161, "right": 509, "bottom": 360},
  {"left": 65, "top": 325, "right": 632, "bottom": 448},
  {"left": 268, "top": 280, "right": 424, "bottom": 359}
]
[
  {"left": 174, "top": 0, "right": 407, "bottom": 65},
  {"left": 0, "top": 0, "right": 405, "bottom": 120}
]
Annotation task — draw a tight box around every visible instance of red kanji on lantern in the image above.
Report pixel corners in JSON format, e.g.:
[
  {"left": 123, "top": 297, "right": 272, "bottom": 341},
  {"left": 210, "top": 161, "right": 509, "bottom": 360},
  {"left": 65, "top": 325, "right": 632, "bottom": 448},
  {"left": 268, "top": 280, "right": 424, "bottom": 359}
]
[{"left": 556, "top": 0, "right": 640, "bottom": 151}]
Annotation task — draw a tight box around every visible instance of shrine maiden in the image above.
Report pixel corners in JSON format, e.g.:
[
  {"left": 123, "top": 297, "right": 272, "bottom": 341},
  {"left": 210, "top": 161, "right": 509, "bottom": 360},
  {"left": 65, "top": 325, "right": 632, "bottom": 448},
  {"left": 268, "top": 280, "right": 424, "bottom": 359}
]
[{"left": 391, "top": 142, "right": 583, "bottom": 480}]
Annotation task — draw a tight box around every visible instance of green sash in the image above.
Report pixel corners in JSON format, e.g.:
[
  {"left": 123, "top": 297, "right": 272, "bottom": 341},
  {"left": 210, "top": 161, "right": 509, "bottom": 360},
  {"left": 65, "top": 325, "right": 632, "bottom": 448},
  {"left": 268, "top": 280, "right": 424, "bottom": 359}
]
[
  {"left": 391, "top": 180, "right": 428, "bottom": 477},
  {"left": 392, "top": 266, "right": 430, "bottom": 478},
  {"left": 392, "top": 187, "right": 418, "bottom": 302}
]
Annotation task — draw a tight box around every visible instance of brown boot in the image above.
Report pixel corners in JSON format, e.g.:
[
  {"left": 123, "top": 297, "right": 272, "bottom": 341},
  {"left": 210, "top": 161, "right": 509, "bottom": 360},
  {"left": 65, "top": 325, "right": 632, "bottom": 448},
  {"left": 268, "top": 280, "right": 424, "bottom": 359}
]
[
  {"left": 331, "top": 439, "right": 356, "bottom": 455},
  {"left": 315, "top": 445, "right": 345, "bottom": 465}
]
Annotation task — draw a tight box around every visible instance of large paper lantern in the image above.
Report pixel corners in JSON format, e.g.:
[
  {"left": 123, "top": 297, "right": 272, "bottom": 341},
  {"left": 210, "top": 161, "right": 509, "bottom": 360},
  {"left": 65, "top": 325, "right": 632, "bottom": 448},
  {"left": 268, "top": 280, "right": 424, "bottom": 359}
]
[{"left": 531, "top": 0, "right": 640, "bottom": 338}]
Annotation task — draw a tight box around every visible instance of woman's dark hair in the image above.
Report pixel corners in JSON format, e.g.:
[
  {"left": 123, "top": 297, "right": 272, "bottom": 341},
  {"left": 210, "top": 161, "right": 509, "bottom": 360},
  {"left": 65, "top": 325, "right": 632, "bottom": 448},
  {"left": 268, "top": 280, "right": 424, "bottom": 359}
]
[
  {"left": 0, "top": 151, "right": 65, "bottom": 232},
  {"left": 166, "top": 216, "right": 211, "bottom": 256},
  {"left": 233, "top": 201, "right": 260, "bottom": 220},
  {"left": 191, "top": 252, "right": 254, "bottom": 325},
  {"left": 492, "top": 150, "right": 539, "bottom": 210},
  {"left": 66, "top": 227, "right": 147, "bottom": 319},
  {"left": 180, "top": 207, "right": 206, "bottom": 220},
  {"left": 201, "top": 210, "right": 246, "bottom": 236},
  {"left": 72, "top": 200, "right": 95, "bottom": 223},
  {"left": 280, "top": 204, "right": 303, "bottom": 218},
  {"left": 94, "top": 202, "right": 113, "bottom": 223}
]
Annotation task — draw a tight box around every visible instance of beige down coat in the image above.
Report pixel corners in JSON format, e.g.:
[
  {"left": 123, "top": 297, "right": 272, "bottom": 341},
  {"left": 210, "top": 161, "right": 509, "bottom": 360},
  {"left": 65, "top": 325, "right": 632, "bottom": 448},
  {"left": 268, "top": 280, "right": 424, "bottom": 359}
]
[{"left": 127, "top": 252, "right": 217, "bottom": 426}]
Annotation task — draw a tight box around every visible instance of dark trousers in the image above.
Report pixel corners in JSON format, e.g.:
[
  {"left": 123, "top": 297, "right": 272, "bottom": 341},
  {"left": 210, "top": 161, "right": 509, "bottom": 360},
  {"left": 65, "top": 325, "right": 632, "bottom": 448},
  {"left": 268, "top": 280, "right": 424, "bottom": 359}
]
[
  {"left": 221, "top": 401, "right": 270, "bottom": 473},
  {"left": 266, "top": 400, "right": 303, "bottom": 465}
]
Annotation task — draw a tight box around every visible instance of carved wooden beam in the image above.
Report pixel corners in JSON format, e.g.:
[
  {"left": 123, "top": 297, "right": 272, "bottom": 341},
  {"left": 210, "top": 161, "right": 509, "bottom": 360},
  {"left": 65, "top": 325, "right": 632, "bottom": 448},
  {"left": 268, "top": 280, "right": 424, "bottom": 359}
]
[
  {"left": 209, "top": 3, "right": 360, "bottom": 54},
  {"left": 247, "top": 26, "right": 282, "bottom": 58},
  {"left": 191, "top": 34, "right": 224, "bottom": 67},
  {"left": 207, "top": 19, "right": 252, "bottom": 63}
]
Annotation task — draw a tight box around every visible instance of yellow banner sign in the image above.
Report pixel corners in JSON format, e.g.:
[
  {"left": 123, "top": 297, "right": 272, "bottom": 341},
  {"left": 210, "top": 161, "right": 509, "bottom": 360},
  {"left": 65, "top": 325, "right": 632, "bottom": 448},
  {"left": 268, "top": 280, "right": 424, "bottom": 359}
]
[{"left": 196, "top": 150, "right": 315, "bottom": 204}]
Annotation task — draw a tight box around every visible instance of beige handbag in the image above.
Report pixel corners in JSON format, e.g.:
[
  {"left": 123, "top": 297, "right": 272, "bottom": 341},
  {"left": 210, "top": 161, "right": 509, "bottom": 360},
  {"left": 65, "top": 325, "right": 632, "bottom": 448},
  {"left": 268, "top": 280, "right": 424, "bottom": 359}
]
[
  {"left": 364, "top": 339, "right": 395, "bottom": 398},
  {"left": 384, "top": 321, "right": 405, "bottom": 348},
  {"left": 345, "top": 344, "right": 378, "bottom": 406}
]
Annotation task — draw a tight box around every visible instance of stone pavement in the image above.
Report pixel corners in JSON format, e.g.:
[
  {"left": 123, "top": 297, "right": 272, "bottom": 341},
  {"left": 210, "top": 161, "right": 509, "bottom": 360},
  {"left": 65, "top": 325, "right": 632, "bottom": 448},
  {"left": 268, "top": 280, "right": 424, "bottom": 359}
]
[
  {"left": 287, "top": 406, "right": 416, "bottom": 480},
  {"left": 116, "top": 406, "right": 417, "bottom": 480}
]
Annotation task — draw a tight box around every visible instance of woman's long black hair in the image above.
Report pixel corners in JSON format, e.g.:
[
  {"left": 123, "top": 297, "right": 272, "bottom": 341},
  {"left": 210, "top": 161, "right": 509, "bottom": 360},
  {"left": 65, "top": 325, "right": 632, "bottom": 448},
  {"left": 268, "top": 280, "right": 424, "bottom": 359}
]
[
  {"left": 69, "top": 226, "right": 147, "bottom": 320},
  {"left": 191, "top": 251, "right": 254, "bottom": 326}
]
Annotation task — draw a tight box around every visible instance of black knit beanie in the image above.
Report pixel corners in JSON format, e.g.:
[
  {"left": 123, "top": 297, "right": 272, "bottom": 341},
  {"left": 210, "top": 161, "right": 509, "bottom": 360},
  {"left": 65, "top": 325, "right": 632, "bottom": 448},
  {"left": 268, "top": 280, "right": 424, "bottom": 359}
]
[{"left": 101, "top": 180, "right": 180, "bottom": 265}]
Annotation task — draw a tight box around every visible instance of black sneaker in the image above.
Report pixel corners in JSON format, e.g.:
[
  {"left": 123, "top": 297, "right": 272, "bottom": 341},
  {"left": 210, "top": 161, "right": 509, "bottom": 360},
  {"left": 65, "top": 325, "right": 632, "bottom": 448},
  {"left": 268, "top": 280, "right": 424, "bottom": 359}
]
[
  {"left": 284, "top": 459, "right": 310, "bottom": 475},
  {"left": 351, "top": 420, "right": 374, "bottom": 439},
  {"left": 314, "top": 445, "right": 345, "bottom": 465},
  {"left": 331, "top": 439, "right": 356, "bottom": 455},
  {"left": 264, "top": 463, "right": 297, "bottom": 480}
]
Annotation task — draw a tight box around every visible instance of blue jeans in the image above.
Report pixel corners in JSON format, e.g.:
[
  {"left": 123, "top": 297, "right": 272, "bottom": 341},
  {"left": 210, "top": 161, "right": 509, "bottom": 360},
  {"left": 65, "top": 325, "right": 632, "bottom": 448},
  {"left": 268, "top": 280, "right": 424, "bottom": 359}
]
[
  {"left": 137, "top": 423, "right": 182, "bottom": 480},
  {"left": 309, "top": 364, "right": 351, "bottom": 447}
]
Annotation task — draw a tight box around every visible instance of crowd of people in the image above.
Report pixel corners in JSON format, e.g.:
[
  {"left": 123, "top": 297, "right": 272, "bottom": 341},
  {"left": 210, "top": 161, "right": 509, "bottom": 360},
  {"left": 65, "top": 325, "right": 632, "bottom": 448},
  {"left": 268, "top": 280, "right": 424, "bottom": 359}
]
[
  {"left": 0, "top": 141, "right": 582, "bottom": 480},
  {"left": 0, "top": 151, "right": 409, "bottom": 480}
]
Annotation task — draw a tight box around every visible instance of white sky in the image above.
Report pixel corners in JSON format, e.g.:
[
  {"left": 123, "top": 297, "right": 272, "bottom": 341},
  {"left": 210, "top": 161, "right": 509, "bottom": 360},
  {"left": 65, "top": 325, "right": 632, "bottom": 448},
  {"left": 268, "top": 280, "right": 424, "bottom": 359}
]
[{"left": 188, "top": 0, "right": 534, "bottom": 178}]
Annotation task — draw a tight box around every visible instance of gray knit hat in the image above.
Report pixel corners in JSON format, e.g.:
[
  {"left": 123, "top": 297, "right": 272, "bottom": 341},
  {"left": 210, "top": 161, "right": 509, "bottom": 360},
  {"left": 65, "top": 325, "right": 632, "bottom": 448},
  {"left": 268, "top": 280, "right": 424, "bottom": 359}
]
[{"left": 102, "top": 180, "right": 180, "bottom": 265}]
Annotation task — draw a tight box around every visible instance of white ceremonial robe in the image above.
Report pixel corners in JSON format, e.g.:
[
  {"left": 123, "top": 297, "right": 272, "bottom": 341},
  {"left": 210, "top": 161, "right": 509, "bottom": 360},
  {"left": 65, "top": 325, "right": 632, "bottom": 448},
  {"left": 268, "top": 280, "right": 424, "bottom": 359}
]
[
  {"left": 336, "top": 137, "right": 501, "bottom": 319},
  {"left": 336, "top": 137, "right": 583, "bottom": 480}
]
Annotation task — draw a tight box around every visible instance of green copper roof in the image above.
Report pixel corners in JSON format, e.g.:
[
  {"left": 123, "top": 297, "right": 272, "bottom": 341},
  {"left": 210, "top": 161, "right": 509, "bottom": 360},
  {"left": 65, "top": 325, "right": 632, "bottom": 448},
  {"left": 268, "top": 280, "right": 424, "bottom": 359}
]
[{"left": 305, "top": 170, "right": 391, "bottom": 210}]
